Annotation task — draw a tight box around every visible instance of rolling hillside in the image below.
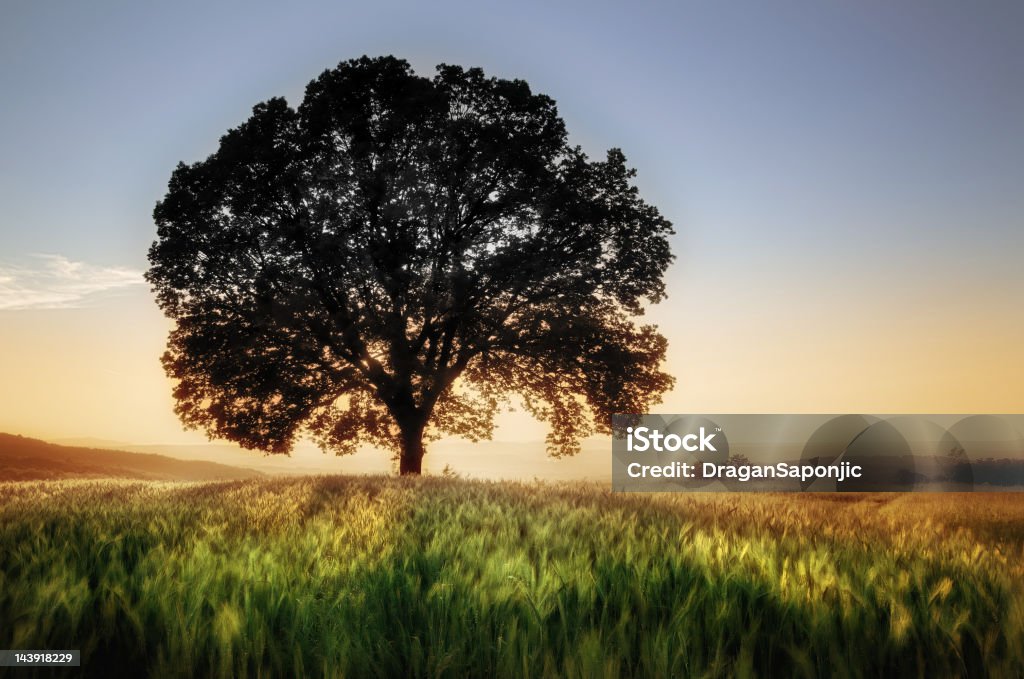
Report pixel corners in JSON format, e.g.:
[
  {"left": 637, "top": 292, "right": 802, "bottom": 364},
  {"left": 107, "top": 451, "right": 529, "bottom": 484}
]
[{"left": 0, "top": 433, "right": 263, "bottom": 481}]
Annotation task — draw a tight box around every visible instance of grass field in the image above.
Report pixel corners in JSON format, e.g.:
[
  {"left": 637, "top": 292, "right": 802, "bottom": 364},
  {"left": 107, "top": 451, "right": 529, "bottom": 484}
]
[{"left": 1, "top": 477, "right": 1023, "bottom": 678}]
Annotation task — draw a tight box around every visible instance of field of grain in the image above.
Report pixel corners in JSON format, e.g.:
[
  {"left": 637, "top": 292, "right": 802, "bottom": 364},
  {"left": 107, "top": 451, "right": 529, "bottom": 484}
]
[{"left": 1, "top": 477, "right": 1022, "bottom": 678}]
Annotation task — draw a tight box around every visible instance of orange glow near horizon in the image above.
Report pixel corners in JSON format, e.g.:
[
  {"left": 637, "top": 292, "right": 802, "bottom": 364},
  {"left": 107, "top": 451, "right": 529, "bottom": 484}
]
[{"left": 2, "top": 254, "right": 1023, "bottom": 479}]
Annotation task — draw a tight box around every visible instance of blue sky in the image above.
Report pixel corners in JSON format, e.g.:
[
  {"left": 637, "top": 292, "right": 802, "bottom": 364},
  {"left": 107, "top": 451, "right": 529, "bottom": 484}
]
[
  {"left": 3, "top": 0, "right": 1021, "bottom": 268},
  {"left": 1, "top": 0, "right": 1022, "bottom": 466}
]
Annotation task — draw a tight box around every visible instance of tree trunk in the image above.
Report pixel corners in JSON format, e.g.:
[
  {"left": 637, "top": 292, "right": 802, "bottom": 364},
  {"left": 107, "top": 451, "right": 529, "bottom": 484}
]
[{"left": 398, "top": 421, "right": 425, "bottom": 475}]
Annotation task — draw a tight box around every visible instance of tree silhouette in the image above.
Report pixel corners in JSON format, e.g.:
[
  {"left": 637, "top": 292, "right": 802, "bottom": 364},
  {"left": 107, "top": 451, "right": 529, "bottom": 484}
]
[
  {"left": 147, "top": 56, "right": 674, "bottom": 474},
  {"left": 727, "top": 454, "right": 752, "bottom": 467}
]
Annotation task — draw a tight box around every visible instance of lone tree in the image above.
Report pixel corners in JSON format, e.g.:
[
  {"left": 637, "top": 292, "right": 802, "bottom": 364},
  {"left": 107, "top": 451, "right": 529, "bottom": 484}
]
[{"left": 147, "top": 56, "right": 674, "bottom": 475}]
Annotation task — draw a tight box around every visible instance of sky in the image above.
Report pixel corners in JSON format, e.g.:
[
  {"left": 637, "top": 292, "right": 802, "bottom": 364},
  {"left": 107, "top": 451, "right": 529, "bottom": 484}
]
[{"left": 1, "top": 0, "right": 1022, "bottom": 477}]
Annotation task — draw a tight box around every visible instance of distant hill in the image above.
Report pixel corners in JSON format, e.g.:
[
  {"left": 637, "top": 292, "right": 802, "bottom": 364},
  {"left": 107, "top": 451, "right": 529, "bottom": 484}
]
[{"left": 0, "top": 433, "right": 264, "bottom": 481}]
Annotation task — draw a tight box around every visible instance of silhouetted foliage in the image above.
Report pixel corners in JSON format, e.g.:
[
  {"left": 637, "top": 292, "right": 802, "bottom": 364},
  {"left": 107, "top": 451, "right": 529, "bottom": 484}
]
[{"left": 147, "top": 56, "right": 674, "bottom": 474}]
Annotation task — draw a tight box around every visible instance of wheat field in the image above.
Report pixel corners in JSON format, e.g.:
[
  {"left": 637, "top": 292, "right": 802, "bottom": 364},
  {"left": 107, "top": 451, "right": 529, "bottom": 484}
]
[{"left": 1, "top": 477, "right": 1022, "bottom": 678}]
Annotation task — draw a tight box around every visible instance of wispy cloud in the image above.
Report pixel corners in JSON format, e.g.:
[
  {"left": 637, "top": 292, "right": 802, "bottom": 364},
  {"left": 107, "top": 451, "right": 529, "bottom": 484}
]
[{"left": 0, "top": 254, "right": 146, "bottom": 310}]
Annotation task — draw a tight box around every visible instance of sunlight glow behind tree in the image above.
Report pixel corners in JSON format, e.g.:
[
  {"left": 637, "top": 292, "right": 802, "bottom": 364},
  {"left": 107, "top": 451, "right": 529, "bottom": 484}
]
[{"left": 147, "top": 56, "right": 674, "bottom": 474}]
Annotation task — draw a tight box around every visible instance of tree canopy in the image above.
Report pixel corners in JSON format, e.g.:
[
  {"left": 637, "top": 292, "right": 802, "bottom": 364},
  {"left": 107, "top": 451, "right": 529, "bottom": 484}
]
[{"left": 147, "top": 55, "right": 675, "bottom": 474}]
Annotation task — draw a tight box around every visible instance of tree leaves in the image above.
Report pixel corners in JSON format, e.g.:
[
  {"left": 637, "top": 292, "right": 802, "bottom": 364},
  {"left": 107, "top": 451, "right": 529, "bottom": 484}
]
[{"left": 147, "top": 55, "right": 675, "bottom": 468}]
